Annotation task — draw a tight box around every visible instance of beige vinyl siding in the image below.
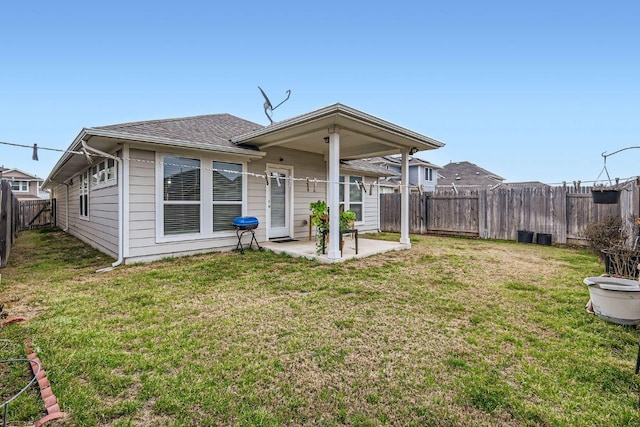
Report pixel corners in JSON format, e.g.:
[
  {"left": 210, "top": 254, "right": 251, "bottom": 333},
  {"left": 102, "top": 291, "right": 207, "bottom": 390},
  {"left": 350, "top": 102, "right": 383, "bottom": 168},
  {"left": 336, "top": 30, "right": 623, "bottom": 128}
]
[
  {"left": 248, "top": 147, "right": 381, "bottom": 239},
  {"left": 248, "top": 147, "right": 327, "bottom": 240},
  {"left": 409, "top": 167, "right": 419, "bottom": 186},
  {"left": 3, "top": 170, "right": 46, "bottom": 199},
  {"left": 292, "top": 160, "right": 327, "bottom": 240},
  {"left": 360, "top": 179, "right": 380, "bottom": 233},
  {"left": 127, "top": 149, "right": 156, "bottom": 257},
  {"left": 52, "top": 169, "right": 119, "bottom": 258},
  {"left": 50, "top": 184, "right": 68, "bottom": 230},
  {"left": 28, "top": 181, "right": 39, "bottom": 198},
  {"left": 56, "top": 144, "right": 385, "bottom": 263},
  {"left": 125, "top": 148, "right": 254, "bottom": 263}
]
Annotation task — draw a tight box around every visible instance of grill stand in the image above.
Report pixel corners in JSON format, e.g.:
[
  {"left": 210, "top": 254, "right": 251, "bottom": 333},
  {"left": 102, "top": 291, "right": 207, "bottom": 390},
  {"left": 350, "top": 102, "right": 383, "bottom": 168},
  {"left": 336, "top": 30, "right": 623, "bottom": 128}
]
[{"left": 235, "top": 226, "right": 262, "bottom": 254}]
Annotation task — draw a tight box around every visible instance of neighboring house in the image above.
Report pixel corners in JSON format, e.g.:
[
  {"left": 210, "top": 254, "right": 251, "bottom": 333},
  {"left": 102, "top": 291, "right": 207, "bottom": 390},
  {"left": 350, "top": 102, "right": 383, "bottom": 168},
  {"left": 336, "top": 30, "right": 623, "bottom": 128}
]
[
  {"left": 436, "top": 161, "right": 504, "bottom": 189},
  {"left": 43, "top": 103, "right": 444, "bottom": 264},
  {"left": 0, "top": 167, "right": 50, "bottom": 200},
  {"left": 367, "top": 155, "right": 441, "bottom": 193}
]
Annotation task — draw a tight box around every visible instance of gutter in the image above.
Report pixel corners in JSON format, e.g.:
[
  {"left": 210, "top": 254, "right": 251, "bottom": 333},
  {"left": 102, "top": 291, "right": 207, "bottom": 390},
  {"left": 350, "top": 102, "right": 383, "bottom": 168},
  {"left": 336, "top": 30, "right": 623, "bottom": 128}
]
[{"left": 80, "top": 140, "right": 124, "bottom": 270}]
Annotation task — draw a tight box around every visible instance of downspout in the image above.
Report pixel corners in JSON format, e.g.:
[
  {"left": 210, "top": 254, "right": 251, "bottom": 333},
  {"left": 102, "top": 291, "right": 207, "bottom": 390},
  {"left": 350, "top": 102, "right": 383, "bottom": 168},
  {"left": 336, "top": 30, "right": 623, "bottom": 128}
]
[{"left": 81, "top": 140, "right": 124, "bottom": 269}]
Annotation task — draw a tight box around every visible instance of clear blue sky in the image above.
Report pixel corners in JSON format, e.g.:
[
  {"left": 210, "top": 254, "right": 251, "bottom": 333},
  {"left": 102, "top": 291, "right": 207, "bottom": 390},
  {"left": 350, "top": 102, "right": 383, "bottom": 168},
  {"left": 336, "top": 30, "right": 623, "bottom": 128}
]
[{"left": 1, "top": 0, "right": 638, "bottom": 185}]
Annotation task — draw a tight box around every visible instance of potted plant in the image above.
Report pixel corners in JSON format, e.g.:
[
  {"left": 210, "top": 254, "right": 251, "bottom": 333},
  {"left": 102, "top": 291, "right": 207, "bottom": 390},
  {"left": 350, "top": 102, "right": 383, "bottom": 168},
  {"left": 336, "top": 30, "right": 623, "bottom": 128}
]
[
  {"left": 340, "top": 209, "right": 357, "bottom": 232},
  {"left": 583, "top": 215, "right": 640, "bottom": 278},
  {"left": 310, "top": 200, "right": 329, "bottom": 254},
  {"left": 591, "top": 184, "right": 622, "bottom": 204}
]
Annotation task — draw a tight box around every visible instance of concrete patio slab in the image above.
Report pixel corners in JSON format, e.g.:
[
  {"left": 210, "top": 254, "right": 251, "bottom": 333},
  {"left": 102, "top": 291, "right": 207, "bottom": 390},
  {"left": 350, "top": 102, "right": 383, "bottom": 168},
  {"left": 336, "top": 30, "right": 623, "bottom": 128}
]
[{"left": 261, "top": 236, "right": 408, "bottom": 263}]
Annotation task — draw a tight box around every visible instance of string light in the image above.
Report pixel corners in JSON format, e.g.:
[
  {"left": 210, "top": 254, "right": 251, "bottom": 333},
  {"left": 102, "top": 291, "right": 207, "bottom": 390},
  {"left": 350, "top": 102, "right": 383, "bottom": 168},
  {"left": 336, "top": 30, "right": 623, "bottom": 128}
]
[
  {"left": 0, "top": 140, "right": 93, "bottom": 156},
  {"left": 2, "top": 140, "right": 637, "bottom": 188}
]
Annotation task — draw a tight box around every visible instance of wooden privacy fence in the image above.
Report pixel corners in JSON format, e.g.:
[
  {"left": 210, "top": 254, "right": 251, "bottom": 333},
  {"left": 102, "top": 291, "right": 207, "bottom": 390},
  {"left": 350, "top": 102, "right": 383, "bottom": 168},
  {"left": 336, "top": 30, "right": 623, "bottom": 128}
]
[
  {"left": 380, "top": 183, "right": 639, "bottom": 245},
  {"left": 0, "top": 181, "right": 20, "bottom": 268},
  {"left": 19, "top": 199, "right": 56, "bottom": 231}
]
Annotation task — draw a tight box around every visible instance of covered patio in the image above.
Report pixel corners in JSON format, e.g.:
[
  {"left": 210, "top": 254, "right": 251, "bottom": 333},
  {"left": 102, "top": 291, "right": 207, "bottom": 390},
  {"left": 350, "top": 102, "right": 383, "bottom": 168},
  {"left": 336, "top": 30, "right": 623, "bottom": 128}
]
[
  {"left": 260, "top": 235, "right": 407, "bottom": 263},
  {"left": 232, "top": 103, "right": 444, "bottom": 260}
]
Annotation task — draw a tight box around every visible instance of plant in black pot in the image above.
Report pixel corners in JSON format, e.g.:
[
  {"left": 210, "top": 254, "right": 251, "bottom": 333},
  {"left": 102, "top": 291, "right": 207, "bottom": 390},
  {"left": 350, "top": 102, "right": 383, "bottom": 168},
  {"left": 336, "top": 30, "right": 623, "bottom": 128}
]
[{"left": 591, "top": 184, "right": 622, "bottom": 204}]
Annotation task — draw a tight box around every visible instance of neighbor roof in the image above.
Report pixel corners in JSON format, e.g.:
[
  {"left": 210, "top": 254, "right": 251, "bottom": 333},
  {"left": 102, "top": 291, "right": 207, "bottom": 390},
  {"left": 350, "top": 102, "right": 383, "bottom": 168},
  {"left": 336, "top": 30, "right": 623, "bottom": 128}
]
[
  {"left": 437, "top": 161, "right": 505, "bottom": 187},
  {"left": 341, "top": 159, "right": 398, "bottom": 177},
  {"left": 0, "top": 168, "right": 42, "bottom": 180},
  {"left": 498, "top": 181, "right": 549, "bottom": 188},
  {"left": 367, "top": 155, "right": 441, "bottom": 169}
]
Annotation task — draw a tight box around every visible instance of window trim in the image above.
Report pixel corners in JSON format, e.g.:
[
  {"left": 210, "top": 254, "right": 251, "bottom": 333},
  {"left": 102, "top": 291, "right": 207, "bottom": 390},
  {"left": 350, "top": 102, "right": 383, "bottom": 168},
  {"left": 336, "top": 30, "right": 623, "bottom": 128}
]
[
  {"left": 79, "top": 170, "right": 90, "bottom": 220},
  {"left": 91, "top": 158, "right": 118, "bottom": 189},
  {"left": 425, "top": 167, "right": 433, "bottom": 182},
  {"left": 339, "top": 174, "right": 365, "bottom": 224},
  {"left": 155, "top": 153, "right": 247, "bottom": 243},
  {"left": 212, "top": 161, "right": 245, "bottom": 233},
  {"left": 11, "top": 180, "right": 29, "bottom": 192}
]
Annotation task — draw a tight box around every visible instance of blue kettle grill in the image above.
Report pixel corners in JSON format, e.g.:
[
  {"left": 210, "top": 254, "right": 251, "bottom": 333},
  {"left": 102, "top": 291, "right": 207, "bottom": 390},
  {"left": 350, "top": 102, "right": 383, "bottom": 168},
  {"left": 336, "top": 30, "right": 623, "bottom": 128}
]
[{"left": 233, "top": 216, "right": 261, "bottom": 254}]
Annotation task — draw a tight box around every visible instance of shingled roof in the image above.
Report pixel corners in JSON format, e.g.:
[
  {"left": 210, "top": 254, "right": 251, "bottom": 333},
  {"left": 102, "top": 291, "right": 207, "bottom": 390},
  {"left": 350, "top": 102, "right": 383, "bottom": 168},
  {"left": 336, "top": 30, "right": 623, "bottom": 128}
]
[
  {"left": 437, "top": 161, "right": 505, "bottom": 187},
  {"left": 341, "top": 159, "right": 398, "bottom": 177},
  {"left": 368, "top": 155, "right": 440, "bottom": 167},
  {"left": 93, "top": 114, "right": 264, "bottom": 149}
]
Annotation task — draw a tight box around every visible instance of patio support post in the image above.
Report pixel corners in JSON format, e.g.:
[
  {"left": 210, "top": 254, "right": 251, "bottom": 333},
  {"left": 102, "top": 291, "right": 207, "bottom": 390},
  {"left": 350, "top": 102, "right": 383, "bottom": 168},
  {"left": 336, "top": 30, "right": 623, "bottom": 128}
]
[
  {"left": 327, "top": 128, "right": 341, "bottom": 259},
  {"left": 400, "top": 149, "right": 411, "bottom": 246}
]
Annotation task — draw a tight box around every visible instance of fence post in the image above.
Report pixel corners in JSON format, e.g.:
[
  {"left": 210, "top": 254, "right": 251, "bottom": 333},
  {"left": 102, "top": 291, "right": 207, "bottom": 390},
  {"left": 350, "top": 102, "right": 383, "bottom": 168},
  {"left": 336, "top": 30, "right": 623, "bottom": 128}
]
[
  {"left": 478, "top": 189, "right": 487, "bottom": 239},
  {"left": 556, "top": 185, "right": 567, "bottom": 244}
]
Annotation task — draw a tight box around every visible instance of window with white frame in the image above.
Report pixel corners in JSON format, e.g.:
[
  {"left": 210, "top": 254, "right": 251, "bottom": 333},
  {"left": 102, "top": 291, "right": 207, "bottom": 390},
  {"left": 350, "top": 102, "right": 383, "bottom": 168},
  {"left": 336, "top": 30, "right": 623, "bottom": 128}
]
[
  {"left": 79, "top": 171, "right": 89, "bottom": 218},
  {"left": 91, "top": 158, "right": 117, "bottom": 187},
  {"left": 11, "top": 180, "right": 28, "bottom": 192},
  {"left": 425, "top": 167, "right": 433, "bottom": 182},
  {"left": 212, "top": 161, "right": 243, "bottom": 232},
  {"left": 162, "top": 156, "right": 201, "bottom": 235},
  {"left": 339, "top": 175, "right": 364, "bottom": 221}
]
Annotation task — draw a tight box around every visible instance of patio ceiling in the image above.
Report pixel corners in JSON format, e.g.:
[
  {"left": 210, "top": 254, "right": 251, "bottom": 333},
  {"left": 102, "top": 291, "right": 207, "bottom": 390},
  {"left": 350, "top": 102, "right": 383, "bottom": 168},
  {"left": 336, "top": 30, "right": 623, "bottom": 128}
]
[{"left": 231, "top": 103, "right": 445, "bottom": 160}]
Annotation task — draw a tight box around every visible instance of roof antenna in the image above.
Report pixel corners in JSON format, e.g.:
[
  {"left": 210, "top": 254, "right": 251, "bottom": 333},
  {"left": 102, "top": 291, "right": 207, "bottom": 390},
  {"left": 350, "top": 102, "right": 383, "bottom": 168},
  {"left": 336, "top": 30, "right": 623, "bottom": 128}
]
[{"left": 258, "top": 86, "right": 291, "bottom": 124}]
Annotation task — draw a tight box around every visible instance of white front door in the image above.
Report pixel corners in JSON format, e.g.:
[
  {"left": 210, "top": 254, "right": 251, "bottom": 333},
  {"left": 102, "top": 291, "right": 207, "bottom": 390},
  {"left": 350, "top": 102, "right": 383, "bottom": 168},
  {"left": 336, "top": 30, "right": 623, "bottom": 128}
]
[{"left": 267, "top": 167, "right": 291, "bottom": 239}]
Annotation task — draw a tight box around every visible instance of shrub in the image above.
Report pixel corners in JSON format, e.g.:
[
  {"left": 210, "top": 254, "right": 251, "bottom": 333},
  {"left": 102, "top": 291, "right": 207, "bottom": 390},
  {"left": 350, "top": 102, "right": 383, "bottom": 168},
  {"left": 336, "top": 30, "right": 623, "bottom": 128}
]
[
  {"left": 583, "top": 216, "right": 640, "bottom": 278},
  {"left": 583, "top": 216, "right": 628, "bottom": 259}
]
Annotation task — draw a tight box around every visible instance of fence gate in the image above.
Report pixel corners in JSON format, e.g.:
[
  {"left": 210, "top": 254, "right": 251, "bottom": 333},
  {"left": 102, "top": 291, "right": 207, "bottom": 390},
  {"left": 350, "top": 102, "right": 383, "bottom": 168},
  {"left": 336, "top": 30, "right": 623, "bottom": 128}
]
[{"left": 19, "top": 199, "right": 56, "bottom": 231}]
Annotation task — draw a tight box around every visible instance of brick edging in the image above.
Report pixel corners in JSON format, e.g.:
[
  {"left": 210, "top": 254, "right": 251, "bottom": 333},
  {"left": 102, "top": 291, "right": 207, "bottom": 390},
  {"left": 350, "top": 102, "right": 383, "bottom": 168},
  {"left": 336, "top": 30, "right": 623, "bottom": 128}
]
[
  {"left": 0, "top": 316, "right": 25, "bottom": 328},
  {"left": 24, "top": 337, "right": 67, "bottom": 427}
]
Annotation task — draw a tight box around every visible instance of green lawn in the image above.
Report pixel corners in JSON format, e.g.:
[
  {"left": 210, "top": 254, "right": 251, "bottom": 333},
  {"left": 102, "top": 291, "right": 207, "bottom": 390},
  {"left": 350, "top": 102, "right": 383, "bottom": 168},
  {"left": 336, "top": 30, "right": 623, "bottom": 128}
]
[{"left": 1, "top": 228, "right": 639, "bottom": 426}]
